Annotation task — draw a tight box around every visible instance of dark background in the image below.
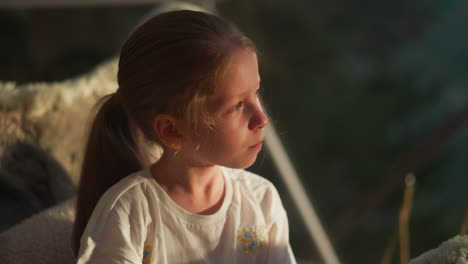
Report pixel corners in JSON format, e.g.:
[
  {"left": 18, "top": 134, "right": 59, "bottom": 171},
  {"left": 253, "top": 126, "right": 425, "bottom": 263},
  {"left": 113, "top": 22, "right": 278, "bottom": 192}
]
[{"left": 1, "top": 1, "right": 467, "bottom": 263}]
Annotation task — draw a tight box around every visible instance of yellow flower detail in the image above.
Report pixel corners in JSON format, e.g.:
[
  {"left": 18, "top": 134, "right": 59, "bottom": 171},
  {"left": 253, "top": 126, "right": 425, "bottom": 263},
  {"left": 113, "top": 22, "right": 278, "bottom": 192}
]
[
  {"left": 141, "top": 244, "right": 153, "bottom": 264},
  {"left": 237, "top": 225, "right": 268, "bottom": 254}
]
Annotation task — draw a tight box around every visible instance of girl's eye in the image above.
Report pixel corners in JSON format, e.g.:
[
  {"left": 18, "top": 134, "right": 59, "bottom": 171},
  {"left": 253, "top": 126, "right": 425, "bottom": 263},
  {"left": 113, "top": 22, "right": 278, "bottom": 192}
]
[{"left": 231, "top": 101, "right": 243, "bottom": 111}]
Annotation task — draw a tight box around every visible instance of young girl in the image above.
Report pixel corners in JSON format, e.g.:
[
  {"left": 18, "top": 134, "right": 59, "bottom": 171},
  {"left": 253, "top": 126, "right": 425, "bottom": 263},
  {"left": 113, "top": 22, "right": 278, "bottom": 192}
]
[{"left": 73, "top": 10, "right": 296, "bottom": 264}]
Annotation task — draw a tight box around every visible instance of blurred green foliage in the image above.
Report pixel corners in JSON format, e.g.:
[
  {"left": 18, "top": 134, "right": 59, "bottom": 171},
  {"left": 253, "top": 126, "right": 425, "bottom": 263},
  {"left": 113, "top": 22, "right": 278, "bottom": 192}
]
[{"left": 219, "top": 0, "right": 468, "bottom": 263}]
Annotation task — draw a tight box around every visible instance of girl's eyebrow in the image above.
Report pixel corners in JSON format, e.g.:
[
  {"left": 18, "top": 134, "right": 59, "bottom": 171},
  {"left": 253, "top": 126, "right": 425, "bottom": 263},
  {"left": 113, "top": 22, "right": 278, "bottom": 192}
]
[
  {"left": 232, "top": 80, "right": 261, "bottom": 98},
  {"left": 208, "top": 80, "right": 259, "bottom": 113},
  {"left": 209, "top": 79, "right": 261, "bottom": 110}
]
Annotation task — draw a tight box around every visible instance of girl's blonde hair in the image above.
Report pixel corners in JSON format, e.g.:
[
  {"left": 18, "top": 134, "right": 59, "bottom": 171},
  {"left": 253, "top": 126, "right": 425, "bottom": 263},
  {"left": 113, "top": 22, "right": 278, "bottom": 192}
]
[{"left": 72, "top": 10, "right": 256, "bottom": 255}]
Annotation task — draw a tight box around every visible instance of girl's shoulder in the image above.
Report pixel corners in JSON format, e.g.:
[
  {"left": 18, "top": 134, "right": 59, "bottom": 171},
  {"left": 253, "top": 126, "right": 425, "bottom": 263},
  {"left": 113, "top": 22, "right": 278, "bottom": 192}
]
[
  {"left": 95, "top": 169, "right": 155, "bottom": 212},
  {"left": 82, "top": 169, "right": 155, "bottom": 239},
  {"left": 222, "top": 167, "right": 275, "bottom": 193},
  {"left": 222, "top": 167, "right": 285, "bottom": 219}
]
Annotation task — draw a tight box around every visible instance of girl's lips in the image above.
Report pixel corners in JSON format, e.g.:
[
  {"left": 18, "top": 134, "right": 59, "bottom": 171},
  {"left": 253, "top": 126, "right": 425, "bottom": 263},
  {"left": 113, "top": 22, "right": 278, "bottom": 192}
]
[{"left": 249, "top": 141, "right": 263, "bottom": 149}]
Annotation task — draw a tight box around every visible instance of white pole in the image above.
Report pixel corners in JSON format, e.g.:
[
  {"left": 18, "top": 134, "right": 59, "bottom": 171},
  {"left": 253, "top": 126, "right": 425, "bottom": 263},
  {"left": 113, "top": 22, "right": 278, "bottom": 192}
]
[{"left": 264, "top": 124, "right": 341, "bottom": 264}]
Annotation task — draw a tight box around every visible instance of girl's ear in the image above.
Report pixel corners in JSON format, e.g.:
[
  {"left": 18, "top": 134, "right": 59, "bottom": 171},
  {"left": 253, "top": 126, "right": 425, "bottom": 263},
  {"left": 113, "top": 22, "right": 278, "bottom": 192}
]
[{"left": 153, "top": 114, "right": 184, "bottom": 151}]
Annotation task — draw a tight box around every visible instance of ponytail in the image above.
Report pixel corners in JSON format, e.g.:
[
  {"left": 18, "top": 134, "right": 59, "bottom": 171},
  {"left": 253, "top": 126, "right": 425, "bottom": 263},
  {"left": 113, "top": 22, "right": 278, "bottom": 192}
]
[{"left": 72, "top": 91, "right": 150, "bottom": 256}]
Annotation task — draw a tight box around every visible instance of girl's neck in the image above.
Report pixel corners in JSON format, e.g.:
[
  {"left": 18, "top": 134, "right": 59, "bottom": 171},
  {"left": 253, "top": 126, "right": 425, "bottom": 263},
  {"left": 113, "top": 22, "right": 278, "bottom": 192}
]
[
  {"left": 150, "top": 153, "right": 226, "bottom": 215},
  {"left": 150, "top": 152, "right": 224, "bottom": 194}
]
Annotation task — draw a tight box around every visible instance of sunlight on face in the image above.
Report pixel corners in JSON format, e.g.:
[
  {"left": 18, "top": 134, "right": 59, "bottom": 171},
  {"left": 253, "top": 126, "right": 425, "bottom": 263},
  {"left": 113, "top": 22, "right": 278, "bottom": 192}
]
[{"left": 184, "top": 48, "right": 269, "bottom": 169}]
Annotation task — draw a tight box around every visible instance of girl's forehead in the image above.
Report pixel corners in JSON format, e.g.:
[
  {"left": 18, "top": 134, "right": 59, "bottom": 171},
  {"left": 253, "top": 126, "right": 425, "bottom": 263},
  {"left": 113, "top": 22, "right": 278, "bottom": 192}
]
[{"left": 213, "top": 49, "right": 260, "bottom": 98}]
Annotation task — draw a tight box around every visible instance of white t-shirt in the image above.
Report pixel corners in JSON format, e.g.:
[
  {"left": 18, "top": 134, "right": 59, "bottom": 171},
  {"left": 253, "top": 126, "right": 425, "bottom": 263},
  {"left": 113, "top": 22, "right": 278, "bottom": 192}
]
[{"left": 77, "top": 167, "right": 296, "bottom": 264}]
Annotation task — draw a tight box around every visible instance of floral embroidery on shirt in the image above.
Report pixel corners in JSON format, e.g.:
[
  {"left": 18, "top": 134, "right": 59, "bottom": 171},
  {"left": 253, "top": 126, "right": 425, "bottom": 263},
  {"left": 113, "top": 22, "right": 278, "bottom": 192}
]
[
  {"left": 237, "top": 225, "right": 268, "bottom": 254},
  {"left": 140, "top": 244, "right": 153, "bottom": 264}
]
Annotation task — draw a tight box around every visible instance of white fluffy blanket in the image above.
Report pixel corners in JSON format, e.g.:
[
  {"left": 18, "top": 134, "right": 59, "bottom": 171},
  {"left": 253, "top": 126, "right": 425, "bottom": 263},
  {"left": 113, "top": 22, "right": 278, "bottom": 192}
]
[{"left": 410, "top": 235, "right": 468, "bottom": 264}]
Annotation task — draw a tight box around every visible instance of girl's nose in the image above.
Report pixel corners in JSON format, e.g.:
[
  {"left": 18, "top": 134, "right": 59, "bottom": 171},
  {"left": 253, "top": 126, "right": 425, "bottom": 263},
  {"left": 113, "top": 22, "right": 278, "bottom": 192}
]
[{"left": 248, "top": 105, "right": 269, "bottom": 131}]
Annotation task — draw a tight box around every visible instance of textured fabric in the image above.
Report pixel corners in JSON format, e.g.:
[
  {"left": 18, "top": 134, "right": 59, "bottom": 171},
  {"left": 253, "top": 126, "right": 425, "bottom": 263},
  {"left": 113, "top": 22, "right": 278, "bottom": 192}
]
[
  {"left": 77, "top": 167, "right": 296, "bottom": 264},
  {"left": 0, "top": 198, "right": 76, "bottom": 264},
  {"left": 409, "top": 235, "right": 468, "bottom": 264}
]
